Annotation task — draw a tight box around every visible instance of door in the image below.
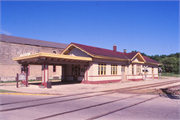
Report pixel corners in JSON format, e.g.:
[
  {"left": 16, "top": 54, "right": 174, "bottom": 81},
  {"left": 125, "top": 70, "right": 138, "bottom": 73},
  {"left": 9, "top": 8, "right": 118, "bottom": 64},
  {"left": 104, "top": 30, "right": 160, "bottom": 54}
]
[
  {"left": 121, "top": 65, "right": 126, "bottom": 81},
  {"left": 72, "top": 65, "right": 80, "bottom": 81},
  {"left": 152, "top": 67, "right": 154, "bottom": 79}
]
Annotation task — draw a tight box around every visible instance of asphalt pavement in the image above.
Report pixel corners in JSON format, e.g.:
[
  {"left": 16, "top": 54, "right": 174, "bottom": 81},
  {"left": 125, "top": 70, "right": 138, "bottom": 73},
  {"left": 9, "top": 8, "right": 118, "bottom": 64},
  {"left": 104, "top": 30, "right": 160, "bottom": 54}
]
[{"left": 0, "top": 77, "right": 179, "bottom": 95}]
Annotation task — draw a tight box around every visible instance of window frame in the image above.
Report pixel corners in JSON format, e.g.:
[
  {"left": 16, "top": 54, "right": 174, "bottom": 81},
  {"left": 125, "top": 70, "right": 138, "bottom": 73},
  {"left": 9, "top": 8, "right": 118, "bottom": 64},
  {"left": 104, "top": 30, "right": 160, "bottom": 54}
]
[
  {"left": 136, "top": 65, "right": 141, "bottom": 75},
  {"left": 98, "top": 63, "right": 106, "bottom": 75},
  {"left": 111, "top": 64, "right": 117, "bottom": 75}
]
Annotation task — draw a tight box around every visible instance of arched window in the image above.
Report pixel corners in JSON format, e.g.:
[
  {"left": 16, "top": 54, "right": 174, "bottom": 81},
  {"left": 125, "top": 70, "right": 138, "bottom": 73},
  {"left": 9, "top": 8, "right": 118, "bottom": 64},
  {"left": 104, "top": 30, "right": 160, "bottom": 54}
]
[{"left": 53, "top": 51, "right": 56, "bottom": 54}]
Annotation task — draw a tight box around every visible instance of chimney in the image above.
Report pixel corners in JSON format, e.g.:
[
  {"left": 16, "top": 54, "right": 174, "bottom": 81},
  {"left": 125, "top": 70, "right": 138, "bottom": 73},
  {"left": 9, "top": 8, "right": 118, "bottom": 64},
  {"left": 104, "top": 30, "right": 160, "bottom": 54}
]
[
  {"left": 113, "top": 44, "right": 117, "bottom": 52},
  {"left": 123, "top": 49, "right": 126, "bottom": 53}
]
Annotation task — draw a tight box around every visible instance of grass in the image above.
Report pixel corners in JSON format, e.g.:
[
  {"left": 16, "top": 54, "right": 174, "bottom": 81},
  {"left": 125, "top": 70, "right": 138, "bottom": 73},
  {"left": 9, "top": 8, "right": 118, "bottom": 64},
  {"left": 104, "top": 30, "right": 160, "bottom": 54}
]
[
  {"left": 161, "top": 73, "right": 180, "bottom": 77},
  {"left": 0, "top": 89, "right": 16, "bottom": 93},
  {"left": 0, "top": 79, "right": 61, "bottom": 83},
  {"left": 0, "top": 80, "right": 17, "bottom": 83},
  {"left": 0, "top": 79, "right": 40, "bottom": 83}
]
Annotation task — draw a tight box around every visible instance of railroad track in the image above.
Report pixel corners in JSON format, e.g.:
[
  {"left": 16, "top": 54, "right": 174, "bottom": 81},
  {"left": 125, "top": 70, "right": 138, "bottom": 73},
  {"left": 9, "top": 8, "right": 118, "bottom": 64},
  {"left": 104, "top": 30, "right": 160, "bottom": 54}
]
[
  {"left": 103, "top": 79, "right": 180, "bottom": 93},
  {"left": 0, "top": 80, "right": 178, "bottom": 113},
  {"left": 0, "top": 92, "right": 116, "bottom": 112},
  {"left": 33, "top": 95, "right": 159, "bottom": 120},
  {"left": 0, "top": 92, "right": 95, "bottom": 106},
  {"left": 34, "top": 94, "right": 144, "bottom": 120},
  {"left": 2, "top": 79, "right": 178, "bottom": 106},
  {"left": 86, "top": 96, "right": 159, "bottom": 120}
]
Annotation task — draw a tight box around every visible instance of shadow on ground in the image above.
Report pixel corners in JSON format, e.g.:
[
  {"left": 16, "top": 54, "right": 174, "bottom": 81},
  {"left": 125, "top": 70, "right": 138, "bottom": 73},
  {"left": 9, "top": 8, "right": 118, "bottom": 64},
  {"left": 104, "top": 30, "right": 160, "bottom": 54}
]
[
  {"left": 159, "top": 88, "right": 180, "bottom": 99},
  {"left": 29, "top": 81, "right": 80, "bottom": 86}
]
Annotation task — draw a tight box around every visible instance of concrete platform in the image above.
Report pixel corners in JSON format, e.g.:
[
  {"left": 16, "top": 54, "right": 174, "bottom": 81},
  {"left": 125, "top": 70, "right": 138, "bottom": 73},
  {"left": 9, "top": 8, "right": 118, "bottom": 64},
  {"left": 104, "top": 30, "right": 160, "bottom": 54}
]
[{"left": 0, "top": 77, "right": 179, "bottom": 95}]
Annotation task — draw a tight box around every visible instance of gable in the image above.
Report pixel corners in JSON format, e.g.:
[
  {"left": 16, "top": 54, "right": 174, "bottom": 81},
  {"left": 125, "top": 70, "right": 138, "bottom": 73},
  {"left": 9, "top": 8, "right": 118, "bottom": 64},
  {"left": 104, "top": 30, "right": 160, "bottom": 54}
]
[
  {"left": 131, "top": 52, "right": 146, "bottom": 63},
  {"left": 132, "top": 57, "right": 141, "bottom": 62},
  {"left": 67, "top": 47, "right": 91, "bottom": 57}
]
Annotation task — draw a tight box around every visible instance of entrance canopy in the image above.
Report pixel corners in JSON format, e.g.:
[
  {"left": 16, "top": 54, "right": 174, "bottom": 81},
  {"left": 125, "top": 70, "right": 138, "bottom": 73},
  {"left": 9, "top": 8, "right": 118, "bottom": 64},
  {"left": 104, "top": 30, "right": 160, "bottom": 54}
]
[{"left": 13, "top": 52, "right": 93, "bottom": 65}]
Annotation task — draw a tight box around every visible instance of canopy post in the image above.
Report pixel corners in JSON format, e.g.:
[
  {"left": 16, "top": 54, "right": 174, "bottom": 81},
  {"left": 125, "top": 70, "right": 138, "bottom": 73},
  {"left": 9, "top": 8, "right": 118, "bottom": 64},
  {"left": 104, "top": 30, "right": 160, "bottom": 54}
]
[
  {"left": 61, "top": 65, "right": 66, "bottom": 82},
  {"left": 42, "top": 63, "right": 49, "bottom": 87},
  {"left": 21, "top": 64, "right": 29, "bottom": 86}
]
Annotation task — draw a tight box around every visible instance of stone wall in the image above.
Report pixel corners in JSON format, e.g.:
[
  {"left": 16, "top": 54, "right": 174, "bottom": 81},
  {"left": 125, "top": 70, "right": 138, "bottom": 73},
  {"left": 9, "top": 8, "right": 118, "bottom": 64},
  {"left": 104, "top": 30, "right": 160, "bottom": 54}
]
[{"left": 0, "top": 41, "right": 64, "bottom": 81}]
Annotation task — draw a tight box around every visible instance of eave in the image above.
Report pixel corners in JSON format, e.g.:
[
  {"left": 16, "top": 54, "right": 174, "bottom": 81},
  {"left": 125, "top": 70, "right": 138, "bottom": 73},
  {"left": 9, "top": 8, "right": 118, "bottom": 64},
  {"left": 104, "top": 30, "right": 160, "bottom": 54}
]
[
  {"left": 145, "top": 62, "right": 162, "bottom": 65},
  {"left": 131, "top": 61, "right": 145, "bottom": 64},
  {"left": 13, "top": 52, "right": 93, "bottom": 64}
]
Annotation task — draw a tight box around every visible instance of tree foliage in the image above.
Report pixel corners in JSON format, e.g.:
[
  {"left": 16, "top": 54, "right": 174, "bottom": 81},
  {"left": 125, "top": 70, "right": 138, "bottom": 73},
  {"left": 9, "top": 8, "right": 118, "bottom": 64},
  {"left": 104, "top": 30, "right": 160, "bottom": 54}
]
[
  {"left": 160, "top": 57, "right": 179, "bottom": 74},
  {"left": 132, "top": 51, "right": 179, "bottom": 74}
]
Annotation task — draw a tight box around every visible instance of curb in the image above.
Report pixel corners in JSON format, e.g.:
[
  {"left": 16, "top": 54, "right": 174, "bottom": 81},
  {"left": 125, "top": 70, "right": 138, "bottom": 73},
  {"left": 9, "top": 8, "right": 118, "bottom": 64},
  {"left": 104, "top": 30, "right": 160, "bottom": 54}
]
[{"left": 0, "top": 92, "right": 57, "bottom": 96}]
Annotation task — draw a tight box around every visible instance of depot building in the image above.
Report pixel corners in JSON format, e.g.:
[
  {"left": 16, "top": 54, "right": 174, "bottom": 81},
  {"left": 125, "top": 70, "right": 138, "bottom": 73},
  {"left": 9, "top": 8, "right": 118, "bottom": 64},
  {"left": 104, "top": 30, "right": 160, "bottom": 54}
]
[{"left": 13, "top": 41, "right": 161, "bottom": 87}]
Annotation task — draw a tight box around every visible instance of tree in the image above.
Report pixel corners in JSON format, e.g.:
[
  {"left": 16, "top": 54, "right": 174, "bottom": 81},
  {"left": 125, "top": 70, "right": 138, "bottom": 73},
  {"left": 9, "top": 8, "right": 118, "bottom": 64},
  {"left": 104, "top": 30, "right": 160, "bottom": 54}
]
[
  {"left": 168, "top": 53, "right": 179, "bottom": 58},
  {"left": 140, "top": 52, "right": 148, "bottom": 56},
  {"left": 161, "top": 57, "right": 179, "bottom": 74},
  {"left": 132, "top": 50, "right": 137, "bottom": 52},
  {"left": 131, "top": 51, "right": 179, "bottom": 74}
]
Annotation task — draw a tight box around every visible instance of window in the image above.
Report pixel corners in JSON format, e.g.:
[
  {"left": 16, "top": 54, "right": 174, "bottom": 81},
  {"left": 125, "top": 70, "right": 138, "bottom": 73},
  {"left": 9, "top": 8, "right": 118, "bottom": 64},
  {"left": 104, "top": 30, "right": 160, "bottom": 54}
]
[
  {"left": 111, "top": 64, "right": 117, "bottom": 75},
  {"left": 121, "top": 65, "right": 125, "bottom": 72},
  {"left": 136, "top": 65, "right": 141, "bottom": 75},
  {"left": 72, "top": 64, "right": 80, "bottom": 76},
  {"left": 98, "top": 63, "right": 106, "bottom": 75},
  {"left": 53, "top": 65, "right": 56, "bottom": 72},
  {"left": 132, "top": 65, "right": 134, "bottom": 75},
  {"left": 21, "top": 66, "right": 30, "bottom": 76}
]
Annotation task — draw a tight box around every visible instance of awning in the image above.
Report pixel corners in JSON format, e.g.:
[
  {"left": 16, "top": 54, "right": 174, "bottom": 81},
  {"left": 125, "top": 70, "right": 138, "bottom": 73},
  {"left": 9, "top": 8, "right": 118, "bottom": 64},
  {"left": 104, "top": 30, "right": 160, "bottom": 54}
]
[{"left": 13, "top": 52, "right": 93, "bottom": 65}]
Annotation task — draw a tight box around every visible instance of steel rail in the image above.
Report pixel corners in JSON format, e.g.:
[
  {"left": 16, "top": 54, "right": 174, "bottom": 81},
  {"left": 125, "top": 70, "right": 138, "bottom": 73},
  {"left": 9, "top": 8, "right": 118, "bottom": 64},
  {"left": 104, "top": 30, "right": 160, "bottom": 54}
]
[
  {"left": 0, "top": 91, "right": 120, "bottom": 112},
  {"left": 1, "top": 80, "right": 179, "bottom": 106},
  {"left": 103, "top": 80, "right": 180, "bottom": 93},
  {"left": 118, "top": 80, "right": 180, "bottom": 93},
  {"left": 0, "top": 92, "right": 95, "bottom": 106},
  {"left": 86, "top": 96, "right": 159, "bottom": 120},
  {"left": 34, "top": 94, "right": 141, "bottom": 120}
]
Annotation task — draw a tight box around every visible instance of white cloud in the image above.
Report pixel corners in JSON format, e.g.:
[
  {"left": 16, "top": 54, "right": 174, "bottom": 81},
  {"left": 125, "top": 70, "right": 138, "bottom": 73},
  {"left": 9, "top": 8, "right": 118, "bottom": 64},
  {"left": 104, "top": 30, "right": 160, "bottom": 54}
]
[{"left": 0, "top": 30, "right": 11, "bottom": 35}]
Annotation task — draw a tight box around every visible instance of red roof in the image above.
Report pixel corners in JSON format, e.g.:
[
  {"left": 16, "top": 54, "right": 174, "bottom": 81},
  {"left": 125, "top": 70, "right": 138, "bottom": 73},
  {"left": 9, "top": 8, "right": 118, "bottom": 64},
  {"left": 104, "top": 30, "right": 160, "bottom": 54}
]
[
  {"left": 71, "top": 42, "right": 128, "bottom": 59},
  {"left": 143, "top": 56, "right": 161, "bottom": 64},
  {"left": 70, "top": 42, "right": 160, "bottom": 64},
  {"left": 123, "top": 52, "right": 139, "bottom": 59}
]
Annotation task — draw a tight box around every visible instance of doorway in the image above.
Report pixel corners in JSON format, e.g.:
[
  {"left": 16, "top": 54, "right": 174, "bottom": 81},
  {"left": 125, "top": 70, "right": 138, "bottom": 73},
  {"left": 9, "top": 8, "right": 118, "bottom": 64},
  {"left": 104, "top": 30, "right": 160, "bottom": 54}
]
[
  {"left": 121, "top": 65, "right": 126, "bottom": 80},
  {"left": 152, "top": 67, "right": 154, "bottom": 79},
  {"left": 72, "top": 65, "right": 80, "bottom": 81}
]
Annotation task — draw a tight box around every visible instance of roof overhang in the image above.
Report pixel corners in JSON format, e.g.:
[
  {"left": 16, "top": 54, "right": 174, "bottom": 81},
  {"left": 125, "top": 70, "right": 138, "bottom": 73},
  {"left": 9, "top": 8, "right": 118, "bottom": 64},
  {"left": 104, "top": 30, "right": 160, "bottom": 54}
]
[
  {"left": 145, "top": 62, "right": 162, "bottom": 65},
  {"left": 13, "top": 52, "right": 92, "bottom": 65}
]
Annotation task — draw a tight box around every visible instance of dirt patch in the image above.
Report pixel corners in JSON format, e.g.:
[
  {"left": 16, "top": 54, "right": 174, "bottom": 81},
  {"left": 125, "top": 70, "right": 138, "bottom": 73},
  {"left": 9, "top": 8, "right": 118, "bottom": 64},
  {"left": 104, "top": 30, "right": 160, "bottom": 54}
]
[{"left": 123, "top": 85, "right": 180, "bottom": 96}]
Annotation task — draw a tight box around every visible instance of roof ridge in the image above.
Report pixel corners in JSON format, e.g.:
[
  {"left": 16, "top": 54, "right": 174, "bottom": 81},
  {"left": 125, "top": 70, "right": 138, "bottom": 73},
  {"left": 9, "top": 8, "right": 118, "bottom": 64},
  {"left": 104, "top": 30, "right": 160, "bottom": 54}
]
[
  {"left": 1, "top": 34, "right": 68, "bottom": 49},
  {"left": 71, "top": 42, "right": 134, "bottom": 54},
  {"left": 71, "top": 42, "right": 130, "bottom": 60},
  {"left": 71, "top": 42, "right": 115, "bottom": 51}
]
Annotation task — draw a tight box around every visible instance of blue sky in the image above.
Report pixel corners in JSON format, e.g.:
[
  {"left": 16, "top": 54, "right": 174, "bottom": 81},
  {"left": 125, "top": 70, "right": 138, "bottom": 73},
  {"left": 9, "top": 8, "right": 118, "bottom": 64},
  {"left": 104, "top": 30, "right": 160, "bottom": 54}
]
[{"left": 1, "top": 1, "right": 179, "bottom": 55}]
